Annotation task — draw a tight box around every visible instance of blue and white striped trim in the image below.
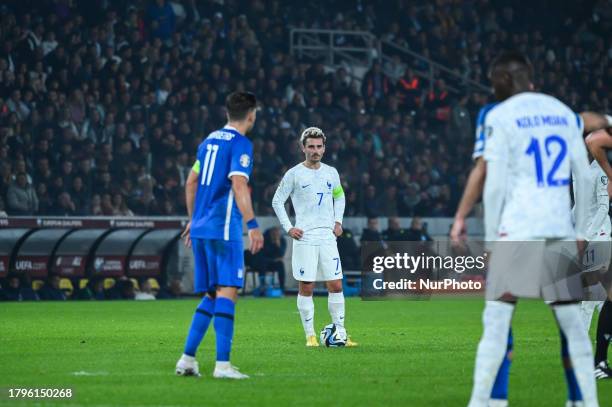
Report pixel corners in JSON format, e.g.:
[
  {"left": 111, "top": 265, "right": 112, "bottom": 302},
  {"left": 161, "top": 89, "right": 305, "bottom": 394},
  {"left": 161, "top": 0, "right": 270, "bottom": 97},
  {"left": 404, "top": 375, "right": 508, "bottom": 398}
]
[
  {"left": 228, "top": 171, "right": 249, "bottom": 181},
  {"left": 224, "top": 190, "right": 234, "bottom": 241}
]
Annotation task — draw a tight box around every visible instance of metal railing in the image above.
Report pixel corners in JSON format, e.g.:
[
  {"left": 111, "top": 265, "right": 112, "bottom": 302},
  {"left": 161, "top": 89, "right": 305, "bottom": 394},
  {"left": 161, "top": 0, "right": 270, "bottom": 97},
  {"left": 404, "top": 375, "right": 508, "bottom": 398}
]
[
  {"left": 290, "top": 28, "right": 377, "bottom": 68},
  {"left": 289, "top": 28, "right": 490, "bottom": 95},
  {"left": 378, "top": 39, "right": 489, "bottom": 94}
]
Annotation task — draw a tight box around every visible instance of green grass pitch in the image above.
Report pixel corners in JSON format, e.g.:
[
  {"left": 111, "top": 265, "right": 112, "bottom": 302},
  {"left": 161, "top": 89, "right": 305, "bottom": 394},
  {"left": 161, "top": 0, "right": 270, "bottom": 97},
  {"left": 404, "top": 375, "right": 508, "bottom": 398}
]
[{"left": 1, "top": 298, "right": 611, "bottom": 406}]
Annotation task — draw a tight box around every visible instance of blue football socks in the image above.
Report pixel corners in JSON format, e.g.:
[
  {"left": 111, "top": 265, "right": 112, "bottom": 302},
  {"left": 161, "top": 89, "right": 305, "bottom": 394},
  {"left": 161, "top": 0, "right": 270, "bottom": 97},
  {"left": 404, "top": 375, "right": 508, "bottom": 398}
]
[
  {"left": 214, "top": 297, "right": 236, "bottom": 362},
  {"left": 491, "top": 328, "right": 513, "bottom": 400},
  {"left": 183, "top": 296, "right": 215, "bottom": 357},
  {"left": 561, "top": 330, "right": 583, "bottom": 402}
]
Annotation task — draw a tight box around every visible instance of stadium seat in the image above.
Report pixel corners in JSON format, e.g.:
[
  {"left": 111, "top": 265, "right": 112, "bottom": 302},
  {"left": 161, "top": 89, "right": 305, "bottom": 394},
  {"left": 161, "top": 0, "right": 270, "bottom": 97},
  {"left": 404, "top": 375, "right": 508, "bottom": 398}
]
[
  {"left": 60, "top": 278, "right": 74, "bottom": 296},
  {"left": 79, "top": 279, "right": 89, "bottom": 290},
  {"left": 147, "top": 278, "right": 160, "bottom": 291},
  {"left": 32, "top": 280, "right": 44, "bottom": 291},
  {"left": 103, "top": 278, "right": 116, "bottom": 290},
  {"left": 130, "top": 278, "right": 140, "bottom": 291}
]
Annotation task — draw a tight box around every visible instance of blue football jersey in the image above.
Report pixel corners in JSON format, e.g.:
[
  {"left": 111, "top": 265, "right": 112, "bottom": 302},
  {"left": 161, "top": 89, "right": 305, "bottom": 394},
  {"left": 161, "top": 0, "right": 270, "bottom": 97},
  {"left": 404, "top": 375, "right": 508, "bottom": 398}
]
[
  {"left": 472, "top": 103, "right": 498, "bottom": 160},
  {"left": 190, "top": 126, "right": 253, "bottom": 241}
]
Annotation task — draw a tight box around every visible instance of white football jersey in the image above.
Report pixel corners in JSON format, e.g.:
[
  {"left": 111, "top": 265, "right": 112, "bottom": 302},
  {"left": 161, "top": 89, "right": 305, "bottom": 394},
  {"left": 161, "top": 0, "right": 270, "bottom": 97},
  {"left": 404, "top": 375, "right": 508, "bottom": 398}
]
[
  {"left": 272, "top": 162, "right": 344, "bottom": 244},
  {"left": 572, "top": 160, "right": 611, "bottom": 241},
  {"left": 483, "top": 92, "right": 590, "bottom": 240}
]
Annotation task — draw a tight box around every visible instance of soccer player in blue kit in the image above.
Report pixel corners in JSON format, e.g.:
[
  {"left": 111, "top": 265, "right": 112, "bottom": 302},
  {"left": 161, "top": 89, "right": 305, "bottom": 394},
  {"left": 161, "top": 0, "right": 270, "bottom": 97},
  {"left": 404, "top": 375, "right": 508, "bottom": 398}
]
[{"left": 175, "top": 91, "right": 263, "bottom": 379}]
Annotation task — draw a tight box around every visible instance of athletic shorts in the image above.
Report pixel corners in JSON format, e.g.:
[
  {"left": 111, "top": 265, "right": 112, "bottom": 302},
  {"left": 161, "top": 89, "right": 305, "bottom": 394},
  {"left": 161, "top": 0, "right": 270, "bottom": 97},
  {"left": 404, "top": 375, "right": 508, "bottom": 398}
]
[
  {"left": 582, "top": 239, "right": 611, "bottom": 273},
  {"left": 192, "top": 238, "right": 244, "bottom": 293},
  {"left": 486, "top": 239, "right": 583, "bottom": 302},
  {"left": 292, "top": 241, "right": 342, "bottom": 282}
]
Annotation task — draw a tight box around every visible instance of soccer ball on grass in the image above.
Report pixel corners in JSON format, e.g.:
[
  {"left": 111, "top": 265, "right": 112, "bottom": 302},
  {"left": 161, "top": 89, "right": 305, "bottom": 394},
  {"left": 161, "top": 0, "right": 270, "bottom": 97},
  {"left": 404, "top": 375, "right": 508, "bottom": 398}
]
[{"left": 319, "top": 323, "right": 347, "bottom": 347}]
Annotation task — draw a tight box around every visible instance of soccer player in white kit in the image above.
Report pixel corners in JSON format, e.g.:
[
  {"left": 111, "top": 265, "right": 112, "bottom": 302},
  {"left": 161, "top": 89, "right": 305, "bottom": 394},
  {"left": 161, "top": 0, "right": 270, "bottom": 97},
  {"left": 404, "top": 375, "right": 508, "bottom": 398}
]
[
  {"left": 272, "top": 127, "right": 357, "bottom": 347},
  {"left": 574, "top": 149, "right": 611, "bottom": 328},
  {"left": 578, "top": 129, "right": 612, "bottom": 379},
  {"left": 468, "top": 51, "right": 599, "bottom": 407}
]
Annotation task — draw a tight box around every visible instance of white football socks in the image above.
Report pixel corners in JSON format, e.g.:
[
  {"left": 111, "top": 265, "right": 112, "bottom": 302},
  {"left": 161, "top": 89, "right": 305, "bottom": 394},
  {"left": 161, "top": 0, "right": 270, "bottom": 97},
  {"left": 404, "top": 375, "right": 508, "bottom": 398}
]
[
  {"left": 328, "top": 292, "right": 345, "bottom": 328},
  {"left": 468, "top": 301, "right": 514, "bottom": 407},
  {"left": 554, "top": 304, "right": 599, "bottom": 407},
  {"left": 297, "top": 294, "right": 315, "bottom": 337},
  {"left": 580, "top": 301, "right": 598, "bottom": 331}
]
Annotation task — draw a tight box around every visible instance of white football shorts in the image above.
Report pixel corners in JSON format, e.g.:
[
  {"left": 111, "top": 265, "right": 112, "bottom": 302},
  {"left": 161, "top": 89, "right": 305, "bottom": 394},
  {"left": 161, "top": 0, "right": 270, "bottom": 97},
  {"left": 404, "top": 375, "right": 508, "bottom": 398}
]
[{"left": 292, "top": 241, "right": 343, "bottom": 282}]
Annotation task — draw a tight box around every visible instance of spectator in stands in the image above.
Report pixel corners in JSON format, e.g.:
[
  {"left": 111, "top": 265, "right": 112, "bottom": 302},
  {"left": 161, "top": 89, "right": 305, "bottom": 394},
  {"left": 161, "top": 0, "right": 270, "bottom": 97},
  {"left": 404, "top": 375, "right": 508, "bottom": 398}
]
[
  {"left": 0, "top": 0, "right": 607, "bottom": 219},
  {"left": 6, "top": 172, "right": 38, "bottom": 215},
  {"left": 361, "top": 217, "right": 384, "bottom": 246},
  {"left": 18, "top": 275, "right": 39, "bottom": 301},
  {"left": 148, "top": 1, "right": 176, "bottom": 41},
  {"left": 427, "top": 79, "right": 451, "bottom": 123},
  {"left": 0, "top": 275, "right": 23, "bottom": 301},
  {"left": 362, "top": 62, "right": 390, "bottom": 101},
  {"left": 337, "top": 228, "right": 360, "bottom": 270},
  {"left": 112, "top": 194, "right": 134, "bottom": 216},
  {"left": 0, "top": 197, "right": 7, "bottom": 217},
  {"left": 38, "top": 276, "right": 66, "bottom": 301},
  {"left": 0, "top": 275, "right": 38, "bottom": 301},
  {"left": 397, "top": 68, "right": 421, "bottom": 110},
  {"left": 118, "top": 278, "right": 136, "bottom": 300},
  {"left": 260, "top": 227, "right": 287, "bottom": 292},
  {"left": 77, "top": 277, "right": 108, "bottom": 301},
  {"left": 405, "top": 217, "right": 433, "bottom": 242},
  {"left": 135, "top": 279, "right": 157, "bottom": 300},
  {"left": 157, "top": 278, "right": 182, "bottom": 299},
  {"left": 382, "top": 217, "right": 408, "bottom": 241},
  {"left": 52, "top": 192, "right": 77, "bottom": 216}
]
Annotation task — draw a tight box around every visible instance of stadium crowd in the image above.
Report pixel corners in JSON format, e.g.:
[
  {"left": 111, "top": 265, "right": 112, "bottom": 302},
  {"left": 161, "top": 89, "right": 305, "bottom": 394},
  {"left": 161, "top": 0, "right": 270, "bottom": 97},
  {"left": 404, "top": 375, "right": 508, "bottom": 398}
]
[{"left": 0, "top": 0, "right": 609, "bottom": 219}]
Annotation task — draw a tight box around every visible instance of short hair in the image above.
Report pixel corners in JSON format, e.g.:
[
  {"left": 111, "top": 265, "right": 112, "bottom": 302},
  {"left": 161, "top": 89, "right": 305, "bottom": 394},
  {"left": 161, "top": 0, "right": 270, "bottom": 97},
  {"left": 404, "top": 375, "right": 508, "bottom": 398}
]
[
  {"left": 300, "top": 126, "right": 326, "bottom": 146},
  {"left": 225, "top": 91, "right": 257, "bottom": 121},
  {"left": 490, "top": 50, "right": 533, "bottom": 81}
]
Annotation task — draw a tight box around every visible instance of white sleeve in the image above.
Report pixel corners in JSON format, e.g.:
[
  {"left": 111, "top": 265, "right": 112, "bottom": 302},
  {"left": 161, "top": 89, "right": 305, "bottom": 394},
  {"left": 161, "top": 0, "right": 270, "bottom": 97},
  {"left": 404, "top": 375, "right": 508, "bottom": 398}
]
[
  {"left": 332, "top": 168, "right": 345, "bottom": 224},
  {"left": 586, "top": 173, "right": 609, "bottom": 239},
  {"left": 483, "top": 117, "right": 508, "bottom": 242},
  {"left": 272, "top": 170, "right": 294, "bottom": 233},
  {"left": 569, "top": 131, "right": 592, "bottom": 240}
]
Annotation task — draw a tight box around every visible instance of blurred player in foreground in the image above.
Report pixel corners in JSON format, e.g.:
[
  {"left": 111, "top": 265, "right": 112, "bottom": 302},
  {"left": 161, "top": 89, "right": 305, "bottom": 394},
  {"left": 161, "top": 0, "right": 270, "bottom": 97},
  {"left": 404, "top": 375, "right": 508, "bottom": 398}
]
[
  {"left": 176, "top": 92, "right": 263, "bottom": 379},
  {"left": 467, "top": 51, "right": 598, "bottom": 407},
  {"left": 581, "top": 128, "right": 612, "bottom": 379},
  {"left": 452, "top": 81, "right": 612, "bottom": 405},
  {"left": 272, "top": 127, "right": 357, "bottom": 347}
]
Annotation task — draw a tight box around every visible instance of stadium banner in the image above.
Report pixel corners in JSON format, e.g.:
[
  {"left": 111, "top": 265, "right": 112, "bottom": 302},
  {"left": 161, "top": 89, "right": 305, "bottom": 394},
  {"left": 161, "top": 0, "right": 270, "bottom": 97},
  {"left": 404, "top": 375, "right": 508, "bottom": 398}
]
[
  {"left": 91, "top": 255, "right": 125, "bottom": 278},
  {"left": 127, "top": 255, "right": 162, "bottom": 277},
  {"left": 0, "top": 217, "right": 186, "bottom": 229},
  {"left": 13, "top": 255, "right": 49, "bottom": 278},
  {"left": 361, "top": 240, "right": 612, "bottom": 302},
  {"left": 52, "top": 255, "right": 86, "bottom": 278}
]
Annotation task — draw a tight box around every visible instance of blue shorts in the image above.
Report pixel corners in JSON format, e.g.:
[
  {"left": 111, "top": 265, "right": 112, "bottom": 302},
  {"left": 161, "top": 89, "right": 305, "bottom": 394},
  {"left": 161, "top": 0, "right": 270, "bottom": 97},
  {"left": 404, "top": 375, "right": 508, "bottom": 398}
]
[{"left": 192, "top": 238, "right": 244, "bottom": 293}]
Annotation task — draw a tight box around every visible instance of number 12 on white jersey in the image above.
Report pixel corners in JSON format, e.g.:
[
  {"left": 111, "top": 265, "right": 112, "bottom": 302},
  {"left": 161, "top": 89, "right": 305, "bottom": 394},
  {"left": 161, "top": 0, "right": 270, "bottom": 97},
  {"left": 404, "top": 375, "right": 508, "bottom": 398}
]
[{"left": 524, "top": 134, "right": 569, "bottom": 187}]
